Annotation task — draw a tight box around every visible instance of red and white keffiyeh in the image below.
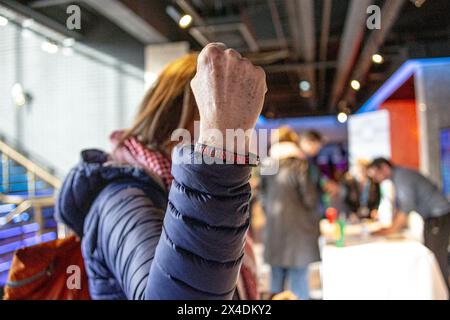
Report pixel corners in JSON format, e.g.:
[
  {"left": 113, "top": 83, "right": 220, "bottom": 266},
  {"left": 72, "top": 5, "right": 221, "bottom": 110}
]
[{"left": 110, "top": 130, "right": 173, "bottom": 190}]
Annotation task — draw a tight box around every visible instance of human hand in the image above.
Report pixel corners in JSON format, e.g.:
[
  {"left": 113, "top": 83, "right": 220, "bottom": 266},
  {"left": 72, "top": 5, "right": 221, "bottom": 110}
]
[
  {"left": 191, "top": 43, "right": 267, "bottom": 152},
  {"left": 371, "top": 227, "right": 392, "bottom": 236},
  {"left": 324, "top": 181, "right": 340, "bottom": 197},
  {"left": 370, "top": 209, "right": 379, "bottom": 220}
]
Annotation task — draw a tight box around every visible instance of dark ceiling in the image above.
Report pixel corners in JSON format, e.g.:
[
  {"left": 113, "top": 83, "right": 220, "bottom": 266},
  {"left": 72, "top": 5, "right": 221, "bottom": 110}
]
[{"left": 2, "top": 0, "right": 450, "bottom": 118}]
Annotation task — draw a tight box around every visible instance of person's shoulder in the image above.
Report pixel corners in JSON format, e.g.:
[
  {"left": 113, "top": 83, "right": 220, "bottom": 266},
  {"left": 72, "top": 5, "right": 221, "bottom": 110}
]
[
  {"left": 395, "top": 166, "right": 422, "bottom": 178},
  {"left": 97, "top": 176, "right": 167, "bottom": 210},
  {"left": 281, "top": 157, "right": 309, "bottom": 172},
  {"left": 394, "top": 167, "right": 430, "bottom": 188},
  {"left": 394, "top": 166, "right": 414, "bottom": 176}
]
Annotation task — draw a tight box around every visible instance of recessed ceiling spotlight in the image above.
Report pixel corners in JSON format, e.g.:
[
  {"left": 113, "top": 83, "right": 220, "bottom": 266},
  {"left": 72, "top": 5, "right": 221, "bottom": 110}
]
[
  {"left": 372, "top": 53, "right": 384, "bottom": 64},
  {"left": 62, "top": 38, "right": 75, "bottom": 47},
  {"left": 11, "top": 83, "right": 30, "bottom": 107},
  {"left": 166, "top": 6, "right": 193, "bottom": 29},
  {"left": 337, "top": 112, "right": 348, "bottom": 124},
  {"left": 179, "top": 14, "right": 193, "bottom": 29},
  {"left": 41, "top": 40, "right": 59, "bottom": 54},
  {"left": 21, "top": 29, "right": 33, "bottom": 39},
  {"left": 22, "top": 19, "right": 34, "bottom": 28},
  {"left": 350, "top": 80, "right": 361, "bottom": 91},
  {"left": 299, "top": 80, "right": 311, "bottom": 92},
  {"left": 62, "top": 47, "right": 74, "bottom": 56},
  {"left": 0, "top": 15, "right": 8, "bottom": 27}
]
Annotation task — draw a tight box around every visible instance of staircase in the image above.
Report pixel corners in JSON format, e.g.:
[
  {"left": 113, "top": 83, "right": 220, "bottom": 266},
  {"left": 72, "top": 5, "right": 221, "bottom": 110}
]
[{"left": 0, "top": 139, "right": 63, "bottom": 288}]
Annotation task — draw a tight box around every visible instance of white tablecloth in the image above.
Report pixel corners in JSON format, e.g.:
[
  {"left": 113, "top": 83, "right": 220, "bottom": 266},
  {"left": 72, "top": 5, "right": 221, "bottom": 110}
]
[{"left": 322, "top": 239, "right": 449, "bottom": 300}]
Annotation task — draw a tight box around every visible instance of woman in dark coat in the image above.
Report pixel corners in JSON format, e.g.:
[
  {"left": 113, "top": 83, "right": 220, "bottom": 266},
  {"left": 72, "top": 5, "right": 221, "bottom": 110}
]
[
  {"left": 260, "top": 129, "right": 321, "bottom": 300},
  {"left": 55, "top": 44, "right": 267, "bottom": 300}
]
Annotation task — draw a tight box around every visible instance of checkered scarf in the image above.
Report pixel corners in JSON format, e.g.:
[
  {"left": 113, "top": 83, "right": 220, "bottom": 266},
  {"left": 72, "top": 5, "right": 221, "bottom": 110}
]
[
  {"left": 110, "top": 131, "right": 173, "bottom": 190},
  {"left": 110, "top": 130, "right": 258, "bottom": 300}
]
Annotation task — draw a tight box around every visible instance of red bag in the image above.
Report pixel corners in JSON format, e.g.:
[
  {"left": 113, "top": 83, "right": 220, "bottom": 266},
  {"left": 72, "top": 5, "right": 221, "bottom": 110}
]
[{"left": 4, "top": 236, "right": 90, "bottom": 300}]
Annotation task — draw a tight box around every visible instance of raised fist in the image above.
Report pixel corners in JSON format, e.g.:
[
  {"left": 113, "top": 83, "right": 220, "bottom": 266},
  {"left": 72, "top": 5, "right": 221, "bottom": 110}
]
[{"left": 191, "top": 43, "right": 267, "bottom": 152}]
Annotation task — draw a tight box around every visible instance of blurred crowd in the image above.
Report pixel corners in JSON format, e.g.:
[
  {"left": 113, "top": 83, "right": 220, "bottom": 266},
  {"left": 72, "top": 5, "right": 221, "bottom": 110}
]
[{"left": 249, "top": 126, "right": 450, "bottom": 299}]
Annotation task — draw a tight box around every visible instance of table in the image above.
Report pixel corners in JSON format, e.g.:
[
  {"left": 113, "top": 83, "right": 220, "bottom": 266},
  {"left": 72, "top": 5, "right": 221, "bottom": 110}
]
[{"left": 320, "top": 221, "right": 449, "bottom": 300}]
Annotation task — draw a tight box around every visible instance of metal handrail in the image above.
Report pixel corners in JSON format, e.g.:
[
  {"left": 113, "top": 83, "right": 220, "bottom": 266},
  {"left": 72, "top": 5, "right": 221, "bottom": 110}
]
[
  {"left": 0, "top": 140, "right": 65, "bottom": 237},
  {"left": 0, "top": 139, "right": 61, "bottom": 189},
  {"left": 0, "top": 196, "right": 55, "bottom": 227}
]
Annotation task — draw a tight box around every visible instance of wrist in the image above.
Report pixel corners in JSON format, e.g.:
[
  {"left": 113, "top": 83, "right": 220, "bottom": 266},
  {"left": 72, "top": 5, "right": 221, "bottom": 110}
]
[
  {"left": 197, "top": 133, "right": 227, "bottom": 150},
  {"left": 194, "top": 143, "right": 259, "bottom": 167},
  {"left": 197, "top": 131, "right": 251, "bottom": 154}
]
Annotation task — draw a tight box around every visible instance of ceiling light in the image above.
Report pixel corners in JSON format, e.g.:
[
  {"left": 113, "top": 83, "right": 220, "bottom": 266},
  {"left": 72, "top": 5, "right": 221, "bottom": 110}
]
[
  {"left": 62, "top": 38, "right": 75, "bottom": 47},
  {"left": 372, "top": 53, "right": 384, "bottom": 64},
  {"left": 0, "top": 15, "right": 8, "bottom": 27},
  {"left": 299, "top": 80, "right": 311, "bottom": 92},
  {"left": 11, "top": 83, "right": 27, "bottom": 107},
  {"left": 145, "top": 72, "right": 158, "bottom": 88},
  {"left": 21, "top": 29, "right": 33, "bottom": 39},
  {"left": 179, "top": 14, "right": 193, "bottom": 29},
  {"left": 350, "top": 80, "right": 361, "bottom": 91},
  {"left": 62, "top": 47, "right": 74, "bottom": 56},
  {"left": 166, "top": 6, "right": 193, "bottom": 29},
  {"left": 11, "top": 83, "right": 24, "bottom": 97},
  {"left": 337, "top": 112, "right": 348, "bottom": 124},
  {"left": 22, "top": 19, "right": 34, "bottom": 28},
  {"left": 41, "top": 40, "right": 59, "bottom": 54}
]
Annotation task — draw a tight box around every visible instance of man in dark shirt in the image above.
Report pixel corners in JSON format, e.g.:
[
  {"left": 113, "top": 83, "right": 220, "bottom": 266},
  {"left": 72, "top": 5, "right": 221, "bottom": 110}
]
[{"left": 368, "top": 158, "right": 450, "bottom": 288}]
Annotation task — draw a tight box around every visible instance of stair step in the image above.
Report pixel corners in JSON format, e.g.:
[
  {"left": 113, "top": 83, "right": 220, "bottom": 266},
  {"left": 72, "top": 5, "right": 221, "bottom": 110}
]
[
  {"left": 2, "top": 182, "right": 29, "bottom": 193},
  {"left": 0, "top": 175, "right": 29, "bottom": 183},
  {"left": 0, "top": 180, "right": 48, "bottom": 188},
  {"left": 0, "top": 166, "right": 27, "bottom": 175},
  {"left": 0, "top": 223, "right": 40, "bottom": 239},
  {"left": 0, "top": 271, "right": 8, "bottom": 287},
  {"left": 0, "top": 221, "right": 57, "bottom": 247},
  {"left": 2, "top": 189, "right": 55, "bottom": 198},
  {"left": 0, "top": 253, "right": 14, "bottom": 265},
  {"left": 0, "top": 260, "right": 12, "bottom": 273},
  {"left": 0, "top": 232, "right": 57, "bottom": 256},
  {"left": 44, "top": 220, "right": 57, "bottom": 229},
  {"left": 0, "top": 233, "right": 37, "bottom": 247},
  {"left": 0, "top": 204, "right": 16, "bottom": 215}
]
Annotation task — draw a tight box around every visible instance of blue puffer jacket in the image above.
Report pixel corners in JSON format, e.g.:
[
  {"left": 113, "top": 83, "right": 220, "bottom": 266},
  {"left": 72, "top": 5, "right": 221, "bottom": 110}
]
[{"left": 55, "top": 145, "right": 251, "bottom": 300}]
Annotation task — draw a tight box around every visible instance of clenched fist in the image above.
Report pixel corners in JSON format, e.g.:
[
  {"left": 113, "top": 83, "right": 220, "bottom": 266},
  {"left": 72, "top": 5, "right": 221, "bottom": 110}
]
[{"left": 191, "top": 43, "right": 267, "bottom": 152}]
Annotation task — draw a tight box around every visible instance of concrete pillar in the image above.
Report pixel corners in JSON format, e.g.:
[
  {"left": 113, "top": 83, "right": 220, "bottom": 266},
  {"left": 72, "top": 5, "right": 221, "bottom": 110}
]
[
  {"left": 415, "top": 60, "right": 450, "bottom": 188},
  {"left": 144, "top": 42, "right": 190, "bottom": 89}
]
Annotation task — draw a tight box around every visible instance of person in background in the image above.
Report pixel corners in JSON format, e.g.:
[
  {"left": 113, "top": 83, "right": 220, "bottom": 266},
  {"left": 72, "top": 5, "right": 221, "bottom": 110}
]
[
  {"left": 248, "top": 171, "right": 266, "bottom": 243},
  {"left": 56, "top": 44, "right": 267, "bottom": 300},
  {"left": 260, "top": 127, "right": 321, "bottom": 300},
  {"left": 342, "top": 159, "right": 381, "bottom": 220},
  {"left": 299, "top": 130, "right": 340, "bottom": 215},
  {"left": 367, "top": 158, "right": 450, "bottom": 288}
]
